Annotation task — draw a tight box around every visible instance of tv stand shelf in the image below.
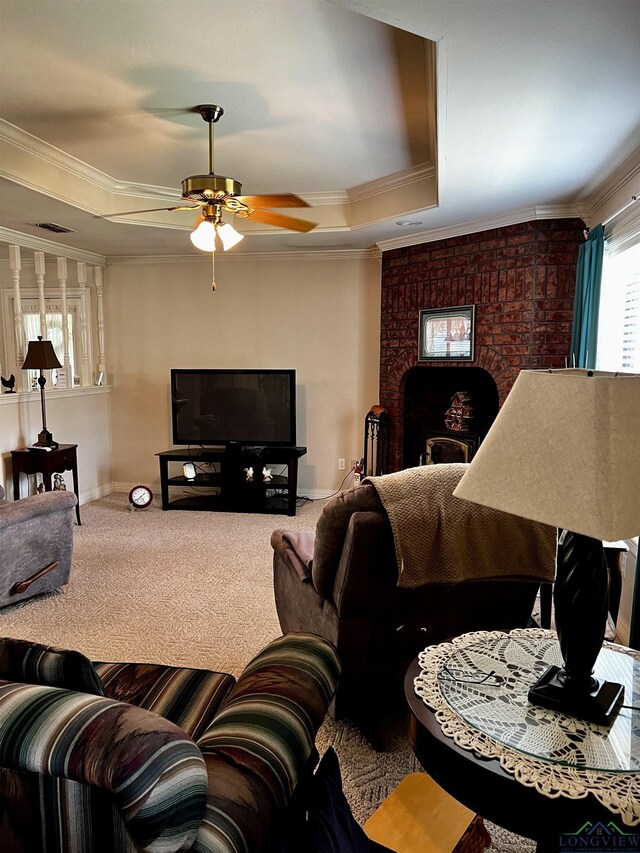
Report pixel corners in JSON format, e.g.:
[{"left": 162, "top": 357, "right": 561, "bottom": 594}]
[
  {"left": 167, "top": 472, "right": 222, "bottom": 487},
  {"left": 156, "top": 447, "right": 307, "bottom": 516}
]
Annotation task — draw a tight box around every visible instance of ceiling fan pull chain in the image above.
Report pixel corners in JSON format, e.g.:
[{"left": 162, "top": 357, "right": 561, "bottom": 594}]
[{"left": 211, "top": 250, "right": 216, "bottom": 291}]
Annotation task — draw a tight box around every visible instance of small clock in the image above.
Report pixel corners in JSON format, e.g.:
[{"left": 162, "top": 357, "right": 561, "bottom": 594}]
[{"left": 129, "top": 484, "right": 153, "bottom": 510}]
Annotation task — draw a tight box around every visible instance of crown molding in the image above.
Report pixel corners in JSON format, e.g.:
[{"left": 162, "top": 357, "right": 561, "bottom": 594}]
[
  {"left": 376, "top": 204, "right": 582, "bottom": 251},
  {"left": 578, "top": 146, "right": 640, "bottom": 226},
  {"left": 297, "top": 190, "right": 349, "bottom": 206},
  {"left": 348, "top": 162, "right": 436, "bottom": 202},
  {"left": 0, "top": 119, "right": 185, "bottom": 202},
  {"left": 532, "top": 204, "right": 581, "bottom": 219},
  {"left": 580, "top": 145, "right": 640, "bottom": 211},
  {"left": 574, "top": 201, "right": 592, "bottom": 223},
  {"left": 109, "top": 182, "right": 184, "bottom": 201},
  {"left": 0, "top": 226, "right": 106, "bottom": 265},
  {"left": 0, "top": 119, "right": 378, "bottom": 209},
  {"left": 0, "top": 119, "right": 436, "bottom": 229},
  {"left": 0, "top": 119, "right": 116, "bottom": 193},
  {"left": 105, "top": 247, "right": 381, "bottom": 265}
]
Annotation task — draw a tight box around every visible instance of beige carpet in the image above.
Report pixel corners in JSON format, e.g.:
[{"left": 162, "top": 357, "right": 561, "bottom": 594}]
[{"left": 0, "top": 492, "right": 534, "bottom": 851}]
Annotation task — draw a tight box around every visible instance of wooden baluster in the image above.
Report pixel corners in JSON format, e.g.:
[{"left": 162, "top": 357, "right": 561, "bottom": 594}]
[
  {"left": 77, "top": 261, "right": 90, "bottom": 387},
  {"left": 9, "top": 245, "right": 26, "bottom": 391},
  {"left": 34, "top": 251, "right": 47, "bottom": 337},
  {"left": 57, "top": 257, "right": 71, "bottom": 387},
  {"left": 94, "top": 266, "right": 106, "bottom": 383}
]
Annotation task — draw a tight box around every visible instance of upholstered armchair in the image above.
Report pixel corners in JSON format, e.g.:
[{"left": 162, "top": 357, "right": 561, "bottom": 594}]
[
  {"left": 0, "top": 484, "right": 77, "bottom": 608},
  {"left": 0, "top": 633, "right": 340, "bottom": 852},
  {"left": 272, "top": 467, "right": 556, "bottom": 721}
]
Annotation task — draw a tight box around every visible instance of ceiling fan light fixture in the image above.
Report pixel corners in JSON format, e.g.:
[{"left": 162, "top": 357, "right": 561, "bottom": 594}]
[
  {"left": 190, "top": 219, "right": 217, "bottom": 252},
  {"left": 95, "top": 105, "right": 317, "bottom": 284},
  {"left": 217, "top": 222, "right": 244, "bottom": 250}
]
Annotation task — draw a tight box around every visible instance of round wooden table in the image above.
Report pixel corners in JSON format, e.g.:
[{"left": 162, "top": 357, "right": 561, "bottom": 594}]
[{"left": 405, "top": 656, "right": 637, "bottom": 853}]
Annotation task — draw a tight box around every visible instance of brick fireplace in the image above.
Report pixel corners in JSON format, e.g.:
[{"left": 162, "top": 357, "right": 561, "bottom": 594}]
[{"left": 380, "top": 218, "right": 584, "bottom": 471}]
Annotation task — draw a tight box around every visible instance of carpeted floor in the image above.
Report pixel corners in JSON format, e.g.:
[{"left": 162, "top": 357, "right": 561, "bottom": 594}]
[{"left": 0, "top": 493, "right": 534, "bottom": 851}]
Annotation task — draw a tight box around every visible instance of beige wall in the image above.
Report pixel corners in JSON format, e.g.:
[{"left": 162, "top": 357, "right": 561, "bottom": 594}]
[
  {"left": 0, "top": 388, "right": 112, "bottom": 501},
  {"left": 104, "top": 253, "right": 381, "bottom": 494}
]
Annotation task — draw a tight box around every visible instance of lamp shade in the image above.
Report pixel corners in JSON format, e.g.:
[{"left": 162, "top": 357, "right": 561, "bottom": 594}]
[
  {"left": 21, "top": 336, "right": 62, "bottom": 370},
  {"left": 453, "top": 369, "right": 640, "bottom": 541},
  {"left": 216, "top": 222, "right": 244, "bottom": 250},
  {"left": 190, "top": 220, "right": 217, "bottom": 252}
]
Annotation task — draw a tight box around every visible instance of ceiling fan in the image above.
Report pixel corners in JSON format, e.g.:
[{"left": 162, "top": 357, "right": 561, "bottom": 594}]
[{"left": 98, "top": 105, "right": 317, "bottom": 287}]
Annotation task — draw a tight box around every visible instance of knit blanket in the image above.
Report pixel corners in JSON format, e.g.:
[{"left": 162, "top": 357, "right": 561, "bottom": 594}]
[{"left": 363, "top": 464, "right": 557, "bottom": 588}]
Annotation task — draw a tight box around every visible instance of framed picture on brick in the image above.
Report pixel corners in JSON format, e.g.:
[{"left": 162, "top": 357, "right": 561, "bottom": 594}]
[{"left": 419, "top": 304, "right": 475, "bottom": 361}]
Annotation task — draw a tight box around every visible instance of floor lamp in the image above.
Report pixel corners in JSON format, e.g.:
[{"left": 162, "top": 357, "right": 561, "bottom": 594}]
[
  {"left": 453, "top": 369, "right": 640, "bottom": 725},
  {"left": 22, "top": 335, "right": 62, "bottom": 449}
]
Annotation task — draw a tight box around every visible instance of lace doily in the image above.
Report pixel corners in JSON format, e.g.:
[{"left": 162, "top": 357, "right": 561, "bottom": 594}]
[{"left": 414, "top": 629, "right": 640, "bottom": 825}]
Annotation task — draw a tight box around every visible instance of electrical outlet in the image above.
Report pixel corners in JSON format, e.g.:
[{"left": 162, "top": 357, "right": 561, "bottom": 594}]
[
  {"left": 351, "top": 459, "right": 360, "bottom": 471},
  {"left": 338, "top": 458, "right": 346, "bottom": 470}
]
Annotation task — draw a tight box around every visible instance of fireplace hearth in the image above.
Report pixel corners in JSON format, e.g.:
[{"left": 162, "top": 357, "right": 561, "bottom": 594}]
[{"left": 380, "top": 218, "right": 584, "bottom": 470}]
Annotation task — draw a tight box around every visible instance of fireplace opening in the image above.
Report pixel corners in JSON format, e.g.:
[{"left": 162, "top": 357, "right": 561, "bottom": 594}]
[{"left": 401, "top": 366, "right": 499, "bottom": 469}]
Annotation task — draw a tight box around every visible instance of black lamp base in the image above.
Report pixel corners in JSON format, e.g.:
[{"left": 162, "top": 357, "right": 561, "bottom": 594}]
[
  {"left": 36, "top": 429, "right": 58, "bottom": 449},
  {"left": 528, "top": 665, "right": 623, "bottom": 726}
]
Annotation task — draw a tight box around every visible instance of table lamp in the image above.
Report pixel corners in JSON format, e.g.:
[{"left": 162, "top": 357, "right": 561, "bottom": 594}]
[
  {"left": 22, "top": 335, "right": 62, "bottom": 449},
  {"left": 453, "top": 368, "right": 640, "bottom": 725}
]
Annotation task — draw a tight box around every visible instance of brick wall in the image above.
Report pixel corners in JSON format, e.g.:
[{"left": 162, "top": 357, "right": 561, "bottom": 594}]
[{"left": 380, "top": 218, "right": 584, "bottom": 470}]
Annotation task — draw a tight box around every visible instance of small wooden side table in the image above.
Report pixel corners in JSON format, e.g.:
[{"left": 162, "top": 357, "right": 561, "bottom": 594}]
[{"left": 11, "top": 444, "right": 81, "bottom": 525}]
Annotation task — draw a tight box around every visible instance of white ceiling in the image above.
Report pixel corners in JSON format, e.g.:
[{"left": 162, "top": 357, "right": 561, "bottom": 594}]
[{"left": 1, "top": 0, "right": 639, "bottom": 259}]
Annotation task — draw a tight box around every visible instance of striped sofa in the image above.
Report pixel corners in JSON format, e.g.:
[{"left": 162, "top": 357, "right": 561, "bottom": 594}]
[{"left": 0, "top": 633, "right": 340, "bottom": 852}]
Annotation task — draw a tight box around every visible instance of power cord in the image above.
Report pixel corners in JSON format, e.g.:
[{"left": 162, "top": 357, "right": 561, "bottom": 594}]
[
  {"left": 304, "top": 466, "right": 355, "bottom": 502},
  {"left": 187, "top": 444, "right": 207, "bottom": 458},
  {"left": 186, "top": 444, "right": 217, "bottom": 477},
  {"left": 178, "top": 447, "right": 218, "bottom": 494}
]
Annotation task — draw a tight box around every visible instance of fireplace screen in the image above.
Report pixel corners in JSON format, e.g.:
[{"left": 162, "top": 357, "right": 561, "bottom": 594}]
[
  {"left": 425, "top": 435, "right": 479, "bottom": 465},
  {"left": 363, "top": 405, "right": 389, "bottom": 476}
]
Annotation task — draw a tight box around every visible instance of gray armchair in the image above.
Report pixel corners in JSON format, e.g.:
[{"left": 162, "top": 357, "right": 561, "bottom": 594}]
[{"left": 0, "top": 484, "right": 77, "bottom": 607}]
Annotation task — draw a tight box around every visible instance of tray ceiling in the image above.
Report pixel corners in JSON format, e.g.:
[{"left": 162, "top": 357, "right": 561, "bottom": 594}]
[{"left": 1, "top": 0, "right": 639, "bottom": 258}]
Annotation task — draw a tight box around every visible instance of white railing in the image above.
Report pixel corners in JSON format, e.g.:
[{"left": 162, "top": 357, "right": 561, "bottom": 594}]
[{"left": 1, "top": 242, "right": 107, "bottom": 392}]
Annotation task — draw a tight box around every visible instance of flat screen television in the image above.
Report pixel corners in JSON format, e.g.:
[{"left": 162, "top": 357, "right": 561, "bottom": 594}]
[{"left": 171, "top": 368, "right": 296, "bottom": 447}]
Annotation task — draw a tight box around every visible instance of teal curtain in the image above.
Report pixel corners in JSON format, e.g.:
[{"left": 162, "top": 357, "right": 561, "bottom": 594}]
[
  {"left": 630, "top": 551, "right": 640, "bottom": 650},
  {"left": 570, "top": 223, "right": 604, "bottom": 369}
]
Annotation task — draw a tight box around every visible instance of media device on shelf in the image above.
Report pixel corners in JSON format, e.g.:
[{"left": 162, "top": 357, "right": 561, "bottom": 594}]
[{"left": 171, "top": 368, "right": 296, "bottom": 448}]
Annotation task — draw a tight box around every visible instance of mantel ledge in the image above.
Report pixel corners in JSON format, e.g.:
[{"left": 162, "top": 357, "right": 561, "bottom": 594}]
[{"left": 0, "top": 386, "right": 111, "bottom": 405}]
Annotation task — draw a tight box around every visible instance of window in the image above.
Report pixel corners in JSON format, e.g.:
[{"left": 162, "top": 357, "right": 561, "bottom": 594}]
[
  {"left": 1, "top": 288, "right": 89, "bottom": 389},
  {"left": 596, "top": 241, "right": 640, "bottom": 373},
  {"left": 22, "top": 299, "right": 78, "bottom": 388}
]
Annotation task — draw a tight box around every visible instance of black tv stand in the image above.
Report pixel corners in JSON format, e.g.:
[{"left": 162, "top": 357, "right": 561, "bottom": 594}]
[{"left": 156, "top": 446, "right": 307, "bottom": 516}]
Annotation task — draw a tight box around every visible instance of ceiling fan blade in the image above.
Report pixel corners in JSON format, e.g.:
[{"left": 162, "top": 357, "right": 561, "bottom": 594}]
[
  {"left": 94, "top": 204, "right": 202, "bottom": 218},
  {"left": 246, "top": 208, "right": 317, "bottom": 233},
  {"left": 235, "top": 193, "right": 310, "bottom": 209}
]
